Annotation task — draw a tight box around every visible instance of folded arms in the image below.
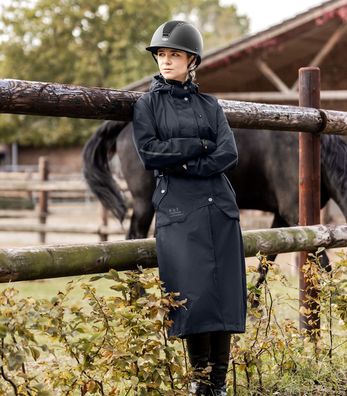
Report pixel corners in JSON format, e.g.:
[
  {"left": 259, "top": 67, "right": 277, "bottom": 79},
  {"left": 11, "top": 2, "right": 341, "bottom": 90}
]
[{"left": 133, "top": 97, "right": 238, "bottom": 177}]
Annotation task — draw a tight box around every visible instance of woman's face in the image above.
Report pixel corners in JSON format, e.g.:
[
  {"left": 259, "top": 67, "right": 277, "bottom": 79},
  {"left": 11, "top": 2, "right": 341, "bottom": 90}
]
[{"left": 157, "top": 48, "right": 194, "bottom": 82}]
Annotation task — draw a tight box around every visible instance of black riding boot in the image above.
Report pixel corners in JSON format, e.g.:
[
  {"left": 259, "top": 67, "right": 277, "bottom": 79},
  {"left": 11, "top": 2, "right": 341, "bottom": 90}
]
[
  {"left": 209, "top": 331, "right": 231, "bottom": 396},
  {"left": 186, "top": 332, "right": 211, "bottom": 395}
]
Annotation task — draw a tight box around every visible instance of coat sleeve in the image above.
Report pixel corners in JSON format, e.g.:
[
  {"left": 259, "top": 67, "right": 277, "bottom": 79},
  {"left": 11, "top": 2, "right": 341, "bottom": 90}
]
[
  {"left": 132, "top": 96, "right": 205, "bottom": 170},
  {"left": 185, "top": 104, "right": 238, "bottom": 177}
]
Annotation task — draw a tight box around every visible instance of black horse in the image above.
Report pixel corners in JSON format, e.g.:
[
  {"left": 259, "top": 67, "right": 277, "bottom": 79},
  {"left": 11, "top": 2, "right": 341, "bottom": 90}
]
[
  {"left": 83, "top": 121, "right": 347, "bottom": 294},
  {"left": 83, "top": 120, "right": 347, "bottom": 239}
]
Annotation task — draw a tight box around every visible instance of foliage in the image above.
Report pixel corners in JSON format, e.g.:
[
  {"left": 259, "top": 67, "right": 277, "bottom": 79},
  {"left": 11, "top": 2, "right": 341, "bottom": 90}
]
[
  {"left": 1, "top": 250, "right": 345, "bottom": 395},
  {"left": 175, "top": 0, "right": 249, "bottom": 50},
  {"left": 0, "top": 0, "right": 249, "bottom": 146},
  {"left": 0, "top": 268, "right": 190, "bottom": 395},
  {"left": 240, "top": 250, "right": 347, "bottom": 395}
]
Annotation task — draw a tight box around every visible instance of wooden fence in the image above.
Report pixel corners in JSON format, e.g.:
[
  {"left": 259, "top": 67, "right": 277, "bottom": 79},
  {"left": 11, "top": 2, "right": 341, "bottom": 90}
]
[
  {"left": 0, "top": 157, "right": 129, "bottom": 242},
  {"left": 1, "top": 71, "right": 347, "bottom": 335}
]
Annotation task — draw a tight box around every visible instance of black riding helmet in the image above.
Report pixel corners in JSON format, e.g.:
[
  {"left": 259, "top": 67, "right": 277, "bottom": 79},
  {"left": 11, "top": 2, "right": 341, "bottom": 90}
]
[{"left": 146, "top": 20, "right": 203, "bottom": 67}]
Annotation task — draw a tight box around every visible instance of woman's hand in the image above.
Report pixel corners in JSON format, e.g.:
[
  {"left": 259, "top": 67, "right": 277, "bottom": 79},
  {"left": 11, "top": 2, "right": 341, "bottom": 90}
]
[{"left": 200, "top": 139, "right": 217, "bottom": 154}]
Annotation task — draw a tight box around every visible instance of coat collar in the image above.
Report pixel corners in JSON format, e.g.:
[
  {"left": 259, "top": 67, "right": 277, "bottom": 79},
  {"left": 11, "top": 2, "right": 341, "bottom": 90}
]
[{"left": 150, "top": 74, "right": 199, "bottom": 98}]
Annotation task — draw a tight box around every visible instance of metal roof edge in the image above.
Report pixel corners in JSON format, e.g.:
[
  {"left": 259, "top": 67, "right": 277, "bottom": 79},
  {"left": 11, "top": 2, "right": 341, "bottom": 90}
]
[{"left": 202, "top": 0, "right": 347, "bottom": 68}]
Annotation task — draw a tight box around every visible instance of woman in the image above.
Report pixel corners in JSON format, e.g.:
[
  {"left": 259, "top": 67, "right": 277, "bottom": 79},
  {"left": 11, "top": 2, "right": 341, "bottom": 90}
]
[{"left": 132, "top": 20, "right": 247, "bottom": 396}]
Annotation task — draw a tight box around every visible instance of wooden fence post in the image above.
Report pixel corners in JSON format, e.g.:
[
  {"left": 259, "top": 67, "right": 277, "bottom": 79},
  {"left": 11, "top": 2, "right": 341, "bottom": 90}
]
[
  {"left": 38, "top": 156, "right": 49, "bottom": 243},
  {"left": 298, "top": 67, "right": 321, "bottom": 338}
]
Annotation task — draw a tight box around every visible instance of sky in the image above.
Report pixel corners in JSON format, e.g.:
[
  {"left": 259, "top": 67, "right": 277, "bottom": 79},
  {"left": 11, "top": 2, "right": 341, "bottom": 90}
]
[
  {"left": 224, "top": 0, "right": 327, "bottom": 33},
  {"left": 0, "top": 0, "right": 330, "bottom": 36}
]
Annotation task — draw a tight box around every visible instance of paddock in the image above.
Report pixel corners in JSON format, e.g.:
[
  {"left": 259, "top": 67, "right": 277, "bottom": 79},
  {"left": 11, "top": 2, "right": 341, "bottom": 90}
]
[{"left": 0, "top": 66, "right": 347, "bottom": 336}]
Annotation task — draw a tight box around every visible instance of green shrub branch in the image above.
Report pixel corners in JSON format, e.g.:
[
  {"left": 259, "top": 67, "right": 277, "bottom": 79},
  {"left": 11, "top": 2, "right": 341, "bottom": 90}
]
[{"left": 0, "top": 251, "right": 346, "bottom": 395}]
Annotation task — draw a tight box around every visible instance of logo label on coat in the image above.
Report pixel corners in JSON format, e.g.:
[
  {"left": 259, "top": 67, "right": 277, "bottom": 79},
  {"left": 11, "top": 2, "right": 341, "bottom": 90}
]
[{"left": 168, "top": 207, "right": 184, "bottom": 217}]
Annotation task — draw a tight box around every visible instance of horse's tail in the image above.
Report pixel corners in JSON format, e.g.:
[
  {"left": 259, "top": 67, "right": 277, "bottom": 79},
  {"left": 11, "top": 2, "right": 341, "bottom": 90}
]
[{"left": 82, "top": 120, "right": 128, "bottom": 223}]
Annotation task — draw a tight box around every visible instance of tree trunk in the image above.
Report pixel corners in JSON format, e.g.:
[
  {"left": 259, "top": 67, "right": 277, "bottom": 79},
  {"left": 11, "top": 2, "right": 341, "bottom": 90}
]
[{"left": 0, "top": 224, "right": 346, "bottom": 283}]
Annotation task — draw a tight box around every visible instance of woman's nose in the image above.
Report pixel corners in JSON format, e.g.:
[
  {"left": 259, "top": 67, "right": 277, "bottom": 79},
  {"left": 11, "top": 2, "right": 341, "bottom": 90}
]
[{"left": 162, "top": 55, "right": 171, "bottom": 64}]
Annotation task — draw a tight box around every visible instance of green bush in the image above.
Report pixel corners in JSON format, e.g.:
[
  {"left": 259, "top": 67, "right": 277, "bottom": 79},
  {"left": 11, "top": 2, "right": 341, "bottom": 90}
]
[{"left": 0, "top": 251, "right": 346, "bottom": 395}]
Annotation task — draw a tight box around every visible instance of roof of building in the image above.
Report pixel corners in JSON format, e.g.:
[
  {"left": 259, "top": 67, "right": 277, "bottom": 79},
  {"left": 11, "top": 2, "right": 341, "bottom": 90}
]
[{"left": 125, "top": 0, "right": 347, "bottom": 109}]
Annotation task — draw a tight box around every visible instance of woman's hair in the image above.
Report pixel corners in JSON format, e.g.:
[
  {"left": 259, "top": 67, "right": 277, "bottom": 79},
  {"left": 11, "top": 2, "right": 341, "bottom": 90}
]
[
  {"left": 188, "top": 69, "right": 196, "bottom": 81},
  {"left": 187, "top": 55, "right": 197, "bottom": 81}
]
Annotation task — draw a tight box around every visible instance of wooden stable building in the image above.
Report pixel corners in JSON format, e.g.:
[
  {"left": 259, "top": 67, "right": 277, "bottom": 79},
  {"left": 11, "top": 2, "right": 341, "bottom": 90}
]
[
  {"left": 126, "top": 0, "right": 347, "bottom": 111},
  {"left": 13, "top": 0, "right": 347, "bottom": 172}
]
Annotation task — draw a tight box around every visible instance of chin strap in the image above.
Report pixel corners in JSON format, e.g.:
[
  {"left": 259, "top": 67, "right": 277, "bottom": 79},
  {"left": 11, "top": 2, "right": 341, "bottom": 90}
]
[{"left": 151, "top": 52, "right": 158, "bottom": 64}]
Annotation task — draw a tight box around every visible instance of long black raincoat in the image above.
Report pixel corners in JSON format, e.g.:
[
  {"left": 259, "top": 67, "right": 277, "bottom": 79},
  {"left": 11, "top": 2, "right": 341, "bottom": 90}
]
[{"left": 133, "top": 74, "right": 247, "bottom": 338}]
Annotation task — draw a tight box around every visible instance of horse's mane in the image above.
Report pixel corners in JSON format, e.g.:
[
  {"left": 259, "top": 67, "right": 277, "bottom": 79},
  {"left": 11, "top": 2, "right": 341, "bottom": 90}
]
[{"left": 321, "top": 134, "right": 347, "bottom": 204}]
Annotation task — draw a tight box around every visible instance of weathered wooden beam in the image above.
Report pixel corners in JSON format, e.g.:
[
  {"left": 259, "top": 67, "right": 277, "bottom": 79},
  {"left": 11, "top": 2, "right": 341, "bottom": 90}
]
[
  {"left": 0, "top": 224, "right": 346, "bottom": 283},
  {"left": 292, "top": 24, "right": 347, "bottom": 90},
  {"left": 0, "top": 79, "right": 141, "bottom": 121},
  {"left": 0, "top": 179, "right": 127, "bottom": 192},
  {"left": 0, "top": 180, "right": 87, "bottom": 191},
  {"left": 320, "top": 109, "right": 347, "bottom": 135},
  {"left": 256, "top": 59, "right": 291, "bottom": 93},
  {"left": 0, "top": 223, "right": 124, "bottom": 235},
  {"left": 1, "top": 79, "right": 347, "bottom": 135},
  {"left": 215, "top": 90, "right": 347, "bottom": 101},
  {"left": 218, "top": 99, "right": 347, "bottom": 135}
]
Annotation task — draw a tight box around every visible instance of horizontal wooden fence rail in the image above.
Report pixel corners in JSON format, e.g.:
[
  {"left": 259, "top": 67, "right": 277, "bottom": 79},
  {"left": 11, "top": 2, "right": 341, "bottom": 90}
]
[
  {"left": 1, "top": 79, "right": 347, "bottom": 135},
  {"left": 0, "top": 180, "right": 87, "bottom": 192},
  {"left": 0, "top": 223, "right": 124, "bottom": 235},
  {"left": 0, "top": 179, "right": 128, "bottom": 192},
  {"left": 0, "top": 224, "right": 346, "bottom": 283}
]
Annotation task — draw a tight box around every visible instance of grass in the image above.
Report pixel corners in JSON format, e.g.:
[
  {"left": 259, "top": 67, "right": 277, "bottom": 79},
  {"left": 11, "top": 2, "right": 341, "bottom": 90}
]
[{"left": 0, "top": 261, "right": 301, "bottom": 325}]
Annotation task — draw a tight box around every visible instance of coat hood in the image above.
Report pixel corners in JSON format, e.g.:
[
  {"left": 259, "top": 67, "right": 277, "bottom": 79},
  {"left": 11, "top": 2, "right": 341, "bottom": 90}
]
[{"left": 149, "top": 74, "right": 199, "bottom": 97}]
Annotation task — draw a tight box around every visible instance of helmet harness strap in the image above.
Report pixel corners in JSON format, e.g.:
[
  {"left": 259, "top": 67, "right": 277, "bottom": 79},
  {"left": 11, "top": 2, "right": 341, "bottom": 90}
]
[{"left": 151, "top": 52, "right": 158, "bottom": 64}]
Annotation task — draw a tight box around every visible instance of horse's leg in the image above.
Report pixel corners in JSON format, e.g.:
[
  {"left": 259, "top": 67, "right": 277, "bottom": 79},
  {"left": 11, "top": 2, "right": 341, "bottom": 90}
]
[
  {"left": 127, "top": 197, "right": 155, "bottom": 240},
  {"left": 266, "top": 213, "right": 290, "bottom": 262},
  {"left": 258, "top": 211, "right": 330, "bottom": 280},
  {"left": 251, "top": 212, "right": 289, "bottom": 307}
]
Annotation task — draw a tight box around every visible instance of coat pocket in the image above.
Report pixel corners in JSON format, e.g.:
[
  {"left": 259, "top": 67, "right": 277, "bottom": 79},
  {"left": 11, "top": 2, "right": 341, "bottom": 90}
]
[
  {"left": 152, "top": 176, "right": 168, "bottom": 210},
  {"left": 153, "top": 176, "right": 212, "bottom": 228}
]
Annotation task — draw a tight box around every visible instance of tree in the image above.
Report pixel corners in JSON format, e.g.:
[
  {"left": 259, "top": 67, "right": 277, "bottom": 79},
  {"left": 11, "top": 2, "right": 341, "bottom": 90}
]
[
  {"left": 0, "top": 0, "right": 249, "bottom": 146},
  {"left": 175, "top": 0, "right": 249, "bottom": 50}
]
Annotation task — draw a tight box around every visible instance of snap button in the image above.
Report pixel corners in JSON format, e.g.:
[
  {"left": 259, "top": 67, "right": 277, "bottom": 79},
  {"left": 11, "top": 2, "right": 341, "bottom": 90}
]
[
  {"left": 184, "top": 97, "right": 189, "bottom": 101},
  {"left": 161, "top": 189, "right": 166, "bottom": 194},
  {"left": 208, "top": 197, "right": 213, "bottom": 202},
  {"left": 184, "top": 86, "right": 188, "bottom": 90}
]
